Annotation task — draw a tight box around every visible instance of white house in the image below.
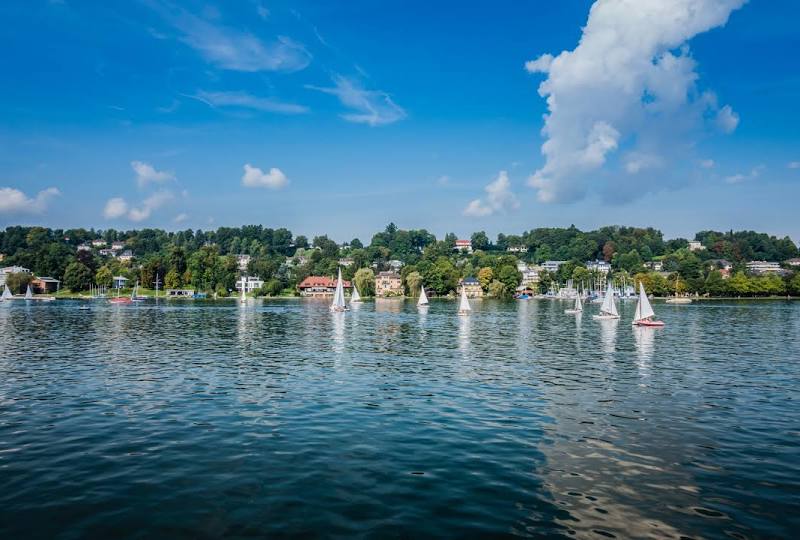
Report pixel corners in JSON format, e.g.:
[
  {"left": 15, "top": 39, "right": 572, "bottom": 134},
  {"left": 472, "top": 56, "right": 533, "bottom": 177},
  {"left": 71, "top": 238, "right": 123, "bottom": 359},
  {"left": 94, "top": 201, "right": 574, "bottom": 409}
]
[
  {"left": 112, "top": 276, "right": 128, "bottom": 289},
  {"left": 521, "top": 267, "right": 540, "bottom": 287},
  {"left": 111, "top": 241, "right": 125, "bottom": 250},
  {"left": 236, "top": 254, "right": 251, "bottom": 272},
  {"left": 541, "top": 260, "right": 566, "bottom": 273},
  {"left": 586, "top": 260, "right": 612, "bottom": 274},
  {"left": 235, "top": 276, "right": 264, "bottom": 293},
  {"left": 746, "top": 260, "right": 781, "bottom": 275},
  {"left": 0, "top": 265, "right": 31, "bottom": 287},
  {"left": 338, "top": 257, "right": 355, "bottom": 267},
  {"left": 118, "top": 250, "right": 134, "bottom": 263},
  {"left": 688, "top": 241, "right": 705, "bottom": 252},
  {"left": 77, "top": 244, "right": 91, "bottom": 252},
  {"left": 507, "top": 246, "right": 528, "bottom": 253},
  {"left": 91, "top": 239, "right": 107, "bottom": 247},
  {"left": 454, "top": 239, "right": 473, "bottom": 253}
]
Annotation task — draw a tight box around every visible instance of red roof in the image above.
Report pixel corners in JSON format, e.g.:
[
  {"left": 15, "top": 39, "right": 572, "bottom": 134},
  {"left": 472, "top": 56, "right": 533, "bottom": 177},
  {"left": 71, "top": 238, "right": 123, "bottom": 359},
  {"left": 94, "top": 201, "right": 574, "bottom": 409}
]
[
  {"left": 297, "top": 276, "right": 351, "bottom": 289},
  {"left": 455, "top": 239, "right": 471, "bottom": 245}
]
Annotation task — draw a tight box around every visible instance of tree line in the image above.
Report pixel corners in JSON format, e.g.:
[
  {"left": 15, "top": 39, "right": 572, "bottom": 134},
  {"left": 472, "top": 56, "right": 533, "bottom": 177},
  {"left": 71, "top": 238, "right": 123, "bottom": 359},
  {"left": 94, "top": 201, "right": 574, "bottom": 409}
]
[{"left": 1, "top": 223, "right": 798, "bottom": 297}]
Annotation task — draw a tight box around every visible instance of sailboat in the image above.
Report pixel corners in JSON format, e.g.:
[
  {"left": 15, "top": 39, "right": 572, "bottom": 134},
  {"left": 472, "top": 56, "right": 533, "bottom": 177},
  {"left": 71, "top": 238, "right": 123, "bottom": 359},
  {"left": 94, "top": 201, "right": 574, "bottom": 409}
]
[
  {"left": 417, "top": 285, "right": 429, "bottom": 307},
  {"left": 2, "top": 284, "right": 13, "bottom": 301},
  {"left": 632, "top": 282, "right": 664, "bottom": 327},
  {"left": 130, "top": 281, "right": 145, "bottom": 302},
  {"left": 592, "top": 282, "right": 620, "bottom": 320},
  {"left": 239, "top": 276, "right": 248, "bottom": 304},
  {"left": 109, "top": 283, "right": 131, "bottom": 304},
  {"left": 351, "top": 283, "right": 362, "bottom": 303},
  {"left": 665, "top": 275, "right": 692, "bottom": 304},
  {"left": 25, "top": 285, "right": 33, "bottom": 300},
  {"left": 564, "top": 292, "right": 583, "bottom": 314},
  {"left": 458, "top": 285, "right": 471, "bottom": 315},
  {"left": 330, "top": 268, "right": 348, "bottom": 312}
]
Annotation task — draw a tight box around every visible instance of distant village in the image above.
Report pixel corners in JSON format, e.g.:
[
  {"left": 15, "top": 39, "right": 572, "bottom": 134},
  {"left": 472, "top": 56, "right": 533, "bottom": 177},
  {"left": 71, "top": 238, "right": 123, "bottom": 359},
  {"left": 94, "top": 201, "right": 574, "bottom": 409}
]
[{"left": 1, "top": 224, "right": 799, "bottom": 298}]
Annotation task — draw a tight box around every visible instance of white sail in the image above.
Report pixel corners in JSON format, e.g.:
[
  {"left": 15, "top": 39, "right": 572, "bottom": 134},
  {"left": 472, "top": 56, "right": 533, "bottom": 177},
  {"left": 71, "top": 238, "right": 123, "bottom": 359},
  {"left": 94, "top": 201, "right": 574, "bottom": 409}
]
[
  {"left": 351, "top": 284, "right": 361, "bottom": 302},
  {"left": 240, "top": 276, "right": 247, "bottom": 303},
  {"left": 3, "top": 284, "right": 14, "bottom": 300},
  {"left": 599, "top": 282, "right": 618, "bottom": 317},
  {"left": 331, "top": 268, "right": 347, "bottom": 311},
  {"left": 418, "top": 285, "right": 429, "bottom": 306},
  {"left": 25, "top": 285, "right": 33, "bottom": 300},
  {"left": 574, "top": 295, "right": 583, "bottom": 312},
  {"left": 635, "top": 282, "right": 655, "bottom": 321},
  {"left": 458, "top": 285, "right": 471, "bottom": 313}
]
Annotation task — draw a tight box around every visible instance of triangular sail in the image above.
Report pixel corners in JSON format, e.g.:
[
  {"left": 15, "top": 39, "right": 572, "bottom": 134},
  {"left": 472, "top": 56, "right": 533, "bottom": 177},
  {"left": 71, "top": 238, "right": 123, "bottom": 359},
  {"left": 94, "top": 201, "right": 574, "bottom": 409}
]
[
  {"left": 574, "top": 295, "right": 582, "bottom": 312},
  {"left": 331, "top": 268, "right": 346, "bottom": 310},
  {"left": 636, "top": 282, "right": 655, "bottom": 320},
  {"left": 351, "top": 284, "right": 361, "bottom": 302},
  {"left": 240, "top": 276, "right": 247, "bottom": 303},
  {"left": 3, "top": 284, "right": 14, "bottom": 300},
  {"left": 25, "top": 285, "right": 33, "bottom": 300},
  {"left": 458, "top": 285, "right": 471, "bottom": 312},
  {"left": 418, "top": 285, "right": 429, "bottom": 306},
  {"left": 600, "top": 282, "right": 618, "bottom": 316}
]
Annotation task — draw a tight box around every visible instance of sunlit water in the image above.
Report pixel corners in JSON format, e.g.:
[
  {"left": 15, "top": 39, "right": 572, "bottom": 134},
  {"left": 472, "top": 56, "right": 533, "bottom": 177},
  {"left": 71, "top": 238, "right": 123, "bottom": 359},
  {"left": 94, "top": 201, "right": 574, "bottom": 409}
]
[{"left": 1, "top": 298, "right": 798, "bottom": 539}]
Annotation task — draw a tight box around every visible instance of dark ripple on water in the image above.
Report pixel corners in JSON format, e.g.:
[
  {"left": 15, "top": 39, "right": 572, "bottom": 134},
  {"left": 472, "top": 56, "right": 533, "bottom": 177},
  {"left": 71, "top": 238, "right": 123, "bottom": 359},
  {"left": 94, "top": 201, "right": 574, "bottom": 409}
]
[{"left": 1, "top": 299, "right": 799, "bottom": 539}]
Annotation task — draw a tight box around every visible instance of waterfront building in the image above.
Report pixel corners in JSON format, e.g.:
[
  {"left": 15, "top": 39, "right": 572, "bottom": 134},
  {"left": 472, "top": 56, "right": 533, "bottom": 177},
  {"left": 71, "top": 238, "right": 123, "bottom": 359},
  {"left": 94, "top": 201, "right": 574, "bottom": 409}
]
[
  {"left": 235, "top": 276, "right": 264, "bottom": 293},
  {"left": 297, "top": 276, "right": 351, "bottom": 297},
  {"left": 746, "top": 260, "right": 781, "bottom": 275},
  {"left": 112, "top": 276, "right": 129, "bottom": 289},
  {"left": 541, "top": 260, "right": 566, "bottom": 273},
  {"left": 166, "top": 289, "right": 195, "bottom": 298},
  {"left": 460, "top": 276, "right": 483, "bottom": 298},
  {"left": 376, "top": 271, "right": 403, "bottom": 297},
  {"left": 454, "top": 239, "right": 473, "bottom": 253},
  {"left": 0, "top": 266, "right": 31, "bottom": 287},
  {"left": 586, "top": 260, "right": 611, "bottom": 274},
  {"left": 31, "top": 277, "right": 60, "bottom": 293}
]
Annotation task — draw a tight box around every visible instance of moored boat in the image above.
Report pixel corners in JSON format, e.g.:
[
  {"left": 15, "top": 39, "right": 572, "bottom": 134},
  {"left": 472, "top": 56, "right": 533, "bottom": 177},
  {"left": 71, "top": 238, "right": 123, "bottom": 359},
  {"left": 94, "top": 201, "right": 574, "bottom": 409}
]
[
  {"left": 457, "top": 285, "right": 471, "bottom": 315},
  {"left": 592, "top": 283, "right": 620, "bottom": 320},
  {"left": 417, "top": 285, "right": 429, "bottom": 307},
  {"left": 330, "top": 268, "right": 349, "bottom": 312},
  {"left": 632, "top": 282, "right": 664, "bottom": 327}
]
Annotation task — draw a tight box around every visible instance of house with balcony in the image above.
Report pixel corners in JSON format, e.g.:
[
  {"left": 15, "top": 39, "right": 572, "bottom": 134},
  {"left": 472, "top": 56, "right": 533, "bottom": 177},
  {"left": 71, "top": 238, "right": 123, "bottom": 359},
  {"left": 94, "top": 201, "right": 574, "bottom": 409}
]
[
  {"left": 460, "top": 277, "right": 483, "bottom": 298},
  {"left": 375, "top": 271, "right": 403, "bottom": 297},
  {"left": 338, "top": 257, "right": 355, "bottom": 267},
  {"left": 688, "top": 241, "right": 705, "bottom": 252},
  {"left": 235, "top": 275, "right": 264, "bottom": 294},
  {"left": 746, "top": 260, "right": 782, "bottom": 275},
  {"left": 541, "top": 260, "right": 566, "bottom": 273},
  {"left": 586, "top": 260, "right": 611, "bottom": 274},
  {"left": 454, "top": 239, "right": 473, "bottom": 253},
  {"left": 297, "top": 275, "right": 351, "bottom": 297}
]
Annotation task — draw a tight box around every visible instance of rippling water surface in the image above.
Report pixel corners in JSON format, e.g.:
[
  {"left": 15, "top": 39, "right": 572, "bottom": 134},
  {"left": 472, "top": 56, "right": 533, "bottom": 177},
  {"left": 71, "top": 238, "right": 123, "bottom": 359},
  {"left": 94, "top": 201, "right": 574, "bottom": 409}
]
[{"left": 1, "top": 298, "right": 799, "bottom": 539}]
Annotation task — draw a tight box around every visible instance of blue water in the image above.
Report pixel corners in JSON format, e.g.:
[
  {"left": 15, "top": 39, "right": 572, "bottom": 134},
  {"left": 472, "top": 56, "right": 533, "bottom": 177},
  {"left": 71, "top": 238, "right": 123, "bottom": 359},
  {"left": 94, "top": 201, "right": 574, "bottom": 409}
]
[{"left": 1, "top": 298, "right": 799, "bottom": 539}]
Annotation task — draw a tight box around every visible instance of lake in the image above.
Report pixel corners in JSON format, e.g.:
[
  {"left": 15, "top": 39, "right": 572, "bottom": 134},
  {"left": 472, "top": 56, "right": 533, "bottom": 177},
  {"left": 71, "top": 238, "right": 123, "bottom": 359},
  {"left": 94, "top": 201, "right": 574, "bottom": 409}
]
[{"left": 1, "top": 298, "right": 798, "bottom": 539}]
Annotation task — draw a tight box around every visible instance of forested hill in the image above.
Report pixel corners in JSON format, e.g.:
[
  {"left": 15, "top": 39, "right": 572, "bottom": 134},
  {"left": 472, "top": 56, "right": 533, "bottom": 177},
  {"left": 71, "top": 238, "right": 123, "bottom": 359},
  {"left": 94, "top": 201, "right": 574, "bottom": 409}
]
[{"left": 1, "top": 224, "right": 798, "bottom": 296}]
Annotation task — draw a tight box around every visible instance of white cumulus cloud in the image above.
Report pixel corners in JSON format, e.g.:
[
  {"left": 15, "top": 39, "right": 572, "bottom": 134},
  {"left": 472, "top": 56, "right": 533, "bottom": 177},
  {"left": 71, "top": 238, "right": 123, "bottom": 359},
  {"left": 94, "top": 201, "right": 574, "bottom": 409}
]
[
  {"left": 0, "top": 187, "right": 60, "bottom": 214},
  {"left": 725, "top": 165, "right": 764, "bottom": 185},
  {"left": 525, "top": 0, "right": 745, "bottom": 203},
  {"left": 307, "top": 75, "right": 406, "bottom": 126},
  {"left": 132, "top": 161, "right": 175, "bottom": 187},
  {"left": 103, "top": 197, "right": 128, "bottom": 219},
  {"left": 173, "top": 212, "right": 188, "bottom": 224},
  {"left": 463, "top": 171, "right": 519, "bottom": 217},
  {"left": 128, "top": 191, "right": 174, "bottom": 222},
  {"left": 242, "top": 164, "right": 288, "bottom": 189}
]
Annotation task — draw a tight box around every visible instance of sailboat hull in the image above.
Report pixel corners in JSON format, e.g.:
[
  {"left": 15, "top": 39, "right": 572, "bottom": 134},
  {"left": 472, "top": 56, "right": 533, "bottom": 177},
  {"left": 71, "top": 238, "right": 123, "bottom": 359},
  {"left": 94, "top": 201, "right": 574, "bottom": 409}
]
[
  {"left": 633, "top": 319, "right": 665, "bottom": 327},
  {"left": 564, "top": 309, "right": 582, "bottom": 314}
]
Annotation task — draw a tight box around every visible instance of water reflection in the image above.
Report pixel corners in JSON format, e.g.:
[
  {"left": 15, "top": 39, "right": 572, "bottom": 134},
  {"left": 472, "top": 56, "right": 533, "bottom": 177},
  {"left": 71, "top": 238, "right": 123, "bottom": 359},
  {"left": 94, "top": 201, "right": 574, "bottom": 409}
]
[
  {"left": 633, "top": 326, "right": 656, "bottom": 374},
  {"left": 598, "top": 318, "right": 618, "bottom": 355},
  {"left": 331, "top": 311, "right": 345, "bottom": 354},
  {"left": 458, "top": 313, "right": 471, "bottom": 355}
]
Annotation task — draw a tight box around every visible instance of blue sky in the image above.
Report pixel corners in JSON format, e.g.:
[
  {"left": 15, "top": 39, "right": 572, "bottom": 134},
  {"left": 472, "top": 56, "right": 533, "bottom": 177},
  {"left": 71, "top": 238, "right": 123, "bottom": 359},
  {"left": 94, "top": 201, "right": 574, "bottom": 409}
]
[{"left": 1, "top": 0, "right": 799, "bottom": 242}]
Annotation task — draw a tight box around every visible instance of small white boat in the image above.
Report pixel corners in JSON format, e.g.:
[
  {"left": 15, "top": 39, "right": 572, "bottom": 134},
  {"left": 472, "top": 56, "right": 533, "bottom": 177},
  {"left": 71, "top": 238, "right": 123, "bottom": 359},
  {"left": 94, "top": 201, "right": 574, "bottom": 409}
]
[
  {"left": 592, "top": 283, "right": 620, "bottom": 320},
  {"left": 351, "top": 284, "right": 362, "bottom": 303},
  {"left": 330, "top": 268, "right": 349, "bottom": 312},
  {"left": 25, "top": 285, "right": 33, "bottom": 300},
  {"left": 632, "top": 282, "right": 664, "bottom": 327},
  {"left": 458, "top": 285, "right": 471, "bottom": 315},
  {"left": 239, "top": 276, "right": 248, "bottom": 304},
  {"left": 418, "top": 285, "right": 429, "bottom": 307},
  {"left": 1, "top": 284, "right": 13, "bottom": 301},
  {"left": 564, "top": 294, "right": 583, "bottom": 314}
]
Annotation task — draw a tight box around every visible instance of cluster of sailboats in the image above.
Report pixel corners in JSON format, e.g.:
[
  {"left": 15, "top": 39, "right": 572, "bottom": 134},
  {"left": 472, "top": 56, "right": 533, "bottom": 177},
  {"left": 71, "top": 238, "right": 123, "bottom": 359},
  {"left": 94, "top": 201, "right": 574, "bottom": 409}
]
[
  {"left": 563, "top": 282, "right": 664, "bottom": 326},
  {"left": 0, "top": 284, "right": 55, "bottom": 302}
]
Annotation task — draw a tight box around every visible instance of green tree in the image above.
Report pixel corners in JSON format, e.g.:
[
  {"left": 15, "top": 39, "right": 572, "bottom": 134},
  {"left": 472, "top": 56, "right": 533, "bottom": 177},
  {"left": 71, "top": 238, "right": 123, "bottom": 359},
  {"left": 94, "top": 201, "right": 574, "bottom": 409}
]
[
  {"left": 478, "top": 267, "right": 494, "bottom": 291},
  {"left": 354, "top": 267, "right": 375, "bottom": 297},
  {"left": 95, "top": 265, "right": 113, "bottom": 288},
  {"left": 5, "top": 272, "right": 33, "bottom": 294},
  {"left": 497, "top": 265, "right": 521, "bottom": 293},
  {"left": 63, "top": 261, "right": 93, "bottom": 291},
  {"left": 728, "top": 271, "right": 751, "bottom": 296},
  {"left": 471, "top": 231, "right": 490, "bottom": 251},
  {"left": 488, "top": 279, "right": 508, "bottom": 298},
  {"left": 164, "top": 268, "right": 181, "bottom": 289},
  {"left": 405, "top": 271, "right": 423, "bottom": 296},
  {"left": 788, "top": 273, "right": 800, "bottom": 296},
  {"left": 423, "top": 257, "right": 459, "bottom": 295}
]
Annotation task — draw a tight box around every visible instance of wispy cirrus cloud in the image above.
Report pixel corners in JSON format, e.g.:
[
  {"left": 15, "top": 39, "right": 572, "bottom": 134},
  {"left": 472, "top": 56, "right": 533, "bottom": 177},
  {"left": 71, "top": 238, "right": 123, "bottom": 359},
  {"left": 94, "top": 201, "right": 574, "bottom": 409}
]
[
  {"left": 788, "top": 161, "right": 800, "bottom": 169},
  {"left": 242, "top": 164, "right": 288, "bottom": 189},
  {"left": 156, "top": 4, "right": 311, "bottom": 72},
  {"left": 525, "top": 0, "right": 745, "bottom": 203},
  {"left": 192, "top": 90, "right": 309, "bottom": 115},
  {"left": 725, "top": 165, "right": 764, "bottom": 184},
  {"left": 0, "top": 187, "right": 60, "bottom": 214},
  {"left": 463, "top": 171, "right": 519, "bottom": 217},
  {"left": 306, "top": 75, "right": 406, "bottom": 126},
  {"left": 132, "top": 160, "right": 174, "bottom": 187}
]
